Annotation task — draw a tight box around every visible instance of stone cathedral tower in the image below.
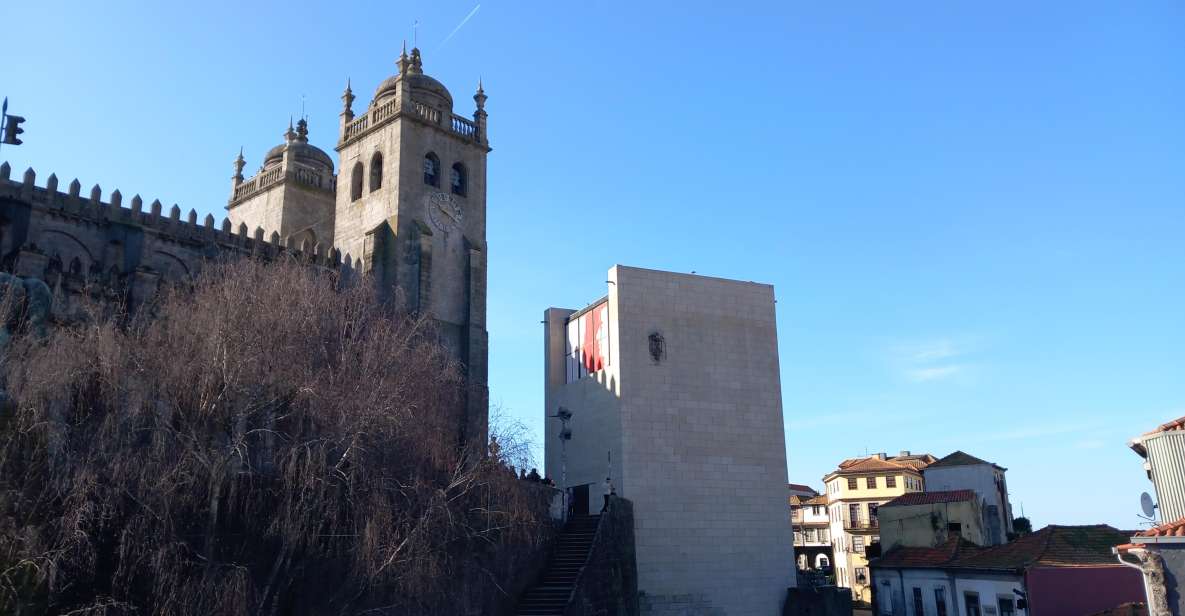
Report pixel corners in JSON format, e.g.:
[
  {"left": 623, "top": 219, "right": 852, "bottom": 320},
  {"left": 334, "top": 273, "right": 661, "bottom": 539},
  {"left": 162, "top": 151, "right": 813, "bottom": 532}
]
[{"left": 228, "top": 46, "right": 490, "bottom": 445}]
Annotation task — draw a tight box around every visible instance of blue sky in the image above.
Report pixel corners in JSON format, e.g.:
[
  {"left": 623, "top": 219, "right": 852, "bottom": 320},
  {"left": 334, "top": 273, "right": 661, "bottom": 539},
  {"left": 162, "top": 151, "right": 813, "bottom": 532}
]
[{"left": 3, "top": 1, "right": 1182, "bottom": 529}]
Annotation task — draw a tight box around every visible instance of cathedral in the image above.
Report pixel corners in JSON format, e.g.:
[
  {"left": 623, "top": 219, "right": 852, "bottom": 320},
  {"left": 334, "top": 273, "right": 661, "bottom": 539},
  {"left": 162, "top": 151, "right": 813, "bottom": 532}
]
[
  {"left": 226, "top": 46, "right": 491, "bottom": 443},
  {"left": 0, "top": 46, "right": 490, "bottom": 444}
]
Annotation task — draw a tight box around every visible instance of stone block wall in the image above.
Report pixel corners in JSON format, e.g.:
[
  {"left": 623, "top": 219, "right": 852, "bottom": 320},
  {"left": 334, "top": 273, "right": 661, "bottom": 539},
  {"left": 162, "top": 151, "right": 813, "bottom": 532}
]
[{"left": 565, "top": 496, "right": 639, "bottom": 616}]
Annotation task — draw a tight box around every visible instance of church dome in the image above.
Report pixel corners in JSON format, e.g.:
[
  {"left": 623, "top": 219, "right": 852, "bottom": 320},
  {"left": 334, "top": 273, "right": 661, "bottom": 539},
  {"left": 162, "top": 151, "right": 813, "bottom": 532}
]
[
  {"left": 371, "top": 47, "right": 453, "bottom": 109},
  {"left": 263, "top": 119, "right": 334, "bottom": 171}
]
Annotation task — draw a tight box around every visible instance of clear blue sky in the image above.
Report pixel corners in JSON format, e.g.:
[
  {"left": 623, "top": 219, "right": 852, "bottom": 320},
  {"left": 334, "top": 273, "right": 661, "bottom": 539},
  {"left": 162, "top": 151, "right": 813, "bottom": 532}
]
[{"left": 4, "top": 1, "right": 1183, "bottom": 530}]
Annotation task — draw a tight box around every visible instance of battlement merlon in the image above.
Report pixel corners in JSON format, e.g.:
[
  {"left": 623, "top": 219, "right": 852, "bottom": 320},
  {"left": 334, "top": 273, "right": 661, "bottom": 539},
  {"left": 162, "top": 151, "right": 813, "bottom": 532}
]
[{"left": 0, "top": 161, "right": 352, "bottom": 271}]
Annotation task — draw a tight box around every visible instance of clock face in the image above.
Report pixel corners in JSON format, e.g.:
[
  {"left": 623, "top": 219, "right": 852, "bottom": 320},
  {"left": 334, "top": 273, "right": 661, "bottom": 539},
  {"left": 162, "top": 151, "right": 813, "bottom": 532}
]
[{"left": 426, "top": 191, "right": 463, "bottom": 232}]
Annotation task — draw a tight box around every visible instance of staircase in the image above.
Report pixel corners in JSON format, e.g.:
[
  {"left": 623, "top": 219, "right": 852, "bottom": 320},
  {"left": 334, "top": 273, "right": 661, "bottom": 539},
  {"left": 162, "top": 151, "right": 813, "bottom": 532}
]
[{"left": 515, "top": 514, "right": 601, "bottom": 616}]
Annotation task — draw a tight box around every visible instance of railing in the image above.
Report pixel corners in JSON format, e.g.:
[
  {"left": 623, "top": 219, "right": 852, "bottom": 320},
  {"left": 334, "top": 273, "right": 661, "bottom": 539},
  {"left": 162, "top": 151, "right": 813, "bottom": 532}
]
[
  {"left": 343, "top": 114, "right": 369, "bottom": 141},
  {"left": 413, "top": 101, "right": 441, "bottom": 124},
  {"left": 451, "top": 114, "right": 476, "bottom": 138},
  {"left": 371, "top": 98, "right": 399, "bottom": 124},
  {"left": 293, "top": 167, "right": 326, "bottom": 190},
  {"left": 341, "top": 101, "right": 480, "bottom": 145},
  {"left": 844, "top": 518, "right": 879, "bottom": 531},
  {"left": 231, "top": 166, "right": 285, "bottom": 202}
]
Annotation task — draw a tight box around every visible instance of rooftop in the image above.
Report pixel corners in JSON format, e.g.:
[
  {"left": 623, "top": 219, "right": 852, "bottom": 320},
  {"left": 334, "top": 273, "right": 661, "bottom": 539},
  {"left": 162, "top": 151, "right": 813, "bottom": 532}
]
[
  {"left": 874, "top": 525, "right": 1131, "bottom": 572},
  {"left": 1129, "top": 415, "right": 1185, "bottom": 457},
  {"left": 926, "top": 450, "right": 1006, "bottom": 471},
  {"left": 828, "top": 452, "right": 936, "bottom": 477},
  {"left": 788, "top": 483, "right": 818, "bottom": 495},
  {"left": 881, "top": 490, "right": 977, "bottom": 508}
]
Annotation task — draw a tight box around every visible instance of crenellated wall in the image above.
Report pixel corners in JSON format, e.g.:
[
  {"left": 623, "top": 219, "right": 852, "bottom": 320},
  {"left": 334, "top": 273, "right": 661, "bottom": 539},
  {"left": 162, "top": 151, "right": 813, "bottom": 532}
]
[{"left": 0, "top": 161, "right": 362, "bottom": 320}]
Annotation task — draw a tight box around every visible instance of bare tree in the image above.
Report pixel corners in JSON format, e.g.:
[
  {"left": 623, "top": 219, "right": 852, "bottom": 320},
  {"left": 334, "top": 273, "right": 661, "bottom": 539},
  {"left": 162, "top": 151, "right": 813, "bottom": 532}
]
[{"left": 0, "top": 257, "right": 552, "bottom": 616}]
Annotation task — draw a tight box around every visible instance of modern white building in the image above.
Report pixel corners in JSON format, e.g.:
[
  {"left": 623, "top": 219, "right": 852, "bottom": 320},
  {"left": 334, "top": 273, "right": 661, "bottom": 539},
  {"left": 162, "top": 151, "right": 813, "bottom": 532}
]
[
  {"left": 544, "top": 265, "right": 795, "bottom": 616},
  {"left": 923, "top": 451, "right": 1014, "bottom": 546}
]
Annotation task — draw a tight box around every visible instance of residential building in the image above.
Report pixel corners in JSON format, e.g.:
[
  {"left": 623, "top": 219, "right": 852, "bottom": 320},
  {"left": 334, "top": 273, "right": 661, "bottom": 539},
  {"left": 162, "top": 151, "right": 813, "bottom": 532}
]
[
  {"left": 872, "top": 525, "right": 1144, "bottom": 616},
  {"left": 793, "top": 493, "right": 834, "bottom": 573},
  {"left": 790, "top": 483, "right": 819, "bottom": 500},
  {"left": 1130, "top": 416, "right": 1185, "bottom": 524},
  {"left": 878, "top": 490, "right": 986, "bottom": 550},
  {"left": 543, "top": 265, "right": 794, "bottom": 615},
  {"left": 923, "top": 451, "right": 1014, "bottom": 545},
  {"left": 823, "top": 451, "right": 936, "bottom": 603},
  {"left": 1115, "top": 517, "right": 1185, "bottom": 615}
]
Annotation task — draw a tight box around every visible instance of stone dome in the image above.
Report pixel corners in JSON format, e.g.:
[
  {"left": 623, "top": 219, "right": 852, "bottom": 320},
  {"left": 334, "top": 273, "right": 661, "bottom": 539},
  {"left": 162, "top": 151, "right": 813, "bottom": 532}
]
[
  {"left": 264, "top": 141, "right": 334, "bottom": 170},
  {"left": 263, "top": 119, "right": 334, "bottom": 171},
  {"left": 373, "top": 73, "right": 453, "bottom": 106}
]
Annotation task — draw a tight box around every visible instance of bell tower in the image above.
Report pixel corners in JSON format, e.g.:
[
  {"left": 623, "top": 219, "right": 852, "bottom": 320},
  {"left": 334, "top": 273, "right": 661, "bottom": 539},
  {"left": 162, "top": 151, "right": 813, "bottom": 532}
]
[{"left": 334, "top": 45, "right": 490, "bottom": 445}]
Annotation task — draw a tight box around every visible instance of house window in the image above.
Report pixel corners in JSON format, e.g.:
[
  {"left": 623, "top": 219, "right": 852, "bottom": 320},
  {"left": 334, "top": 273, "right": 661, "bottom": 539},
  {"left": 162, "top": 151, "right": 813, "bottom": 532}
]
[
  {"left": 854, "top": 567, "right": 868, "bottom": 585},
  {"left": 821, "top": 529, "right": 829, "bottom": 542},
  {"left": 423, "top": 152, "right": 440, "bottom": 186},
  {"left": 998, "top": 597, "right": 1015, "bottom": 616},
  {"left": 867, "top": 476, "right": 877, "bottom": 489},
  {"left": 813, "top": 505, "right": 823, "bottom": 515},
  {"left": 853, "top": 536, "right": 865, "bottom": 554},
  {"left": 935, "top": 588, "right": 947, "bottom": 616},
  {"left": 886, "top": 475, "right": 897, "bottom": 488},
  {"left": 805, "top": 528, "right": 816, "bottom": 542},
  {"left": 913, "top": 588, "right": 924, "bottom": 616},
  {"left": 964, "top": 592, "right": 981, "bottom": 616},
  {"left": 450, "top": 162, "right": 467, "bottom": 196},
  {"left": 794, "top": 531, "right": 803, "bottom": 545},
  {"left": 369, "top": 151, "right": 383, "bottom": 191},
  {"left": 817, "top": 554, "right": 830, "bottom": 568},
  {"left": 350, "top": 161, "right": 364, "bottom": 201},
  {"left": 848, "top": 477, "right": 858, "bottom": 490},
  {"left": 869, "top": 503, "right": 880, "bottom": 524},
  {"left": 849, "top": 503, "right": 861, "bottom": 526}
]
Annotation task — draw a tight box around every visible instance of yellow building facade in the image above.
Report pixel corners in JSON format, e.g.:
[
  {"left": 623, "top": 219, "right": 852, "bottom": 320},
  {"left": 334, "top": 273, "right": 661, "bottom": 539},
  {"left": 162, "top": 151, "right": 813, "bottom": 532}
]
[{"left": 822, "top": 452, "right": 935, "bottom": 604}]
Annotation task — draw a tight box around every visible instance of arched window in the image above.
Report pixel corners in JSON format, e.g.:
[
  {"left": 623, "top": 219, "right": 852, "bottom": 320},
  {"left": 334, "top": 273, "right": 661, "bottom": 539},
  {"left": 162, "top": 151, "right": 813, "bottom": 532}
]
[
  {"left": 450, "top": 162, "right": 467, "bottom": 196},
  {"left": 350, "top": 161, "right": 364, "bottom": 201},
  {"left": 817, "top": 554, "right": 830, "bottom": 569},
  {"left": 369, "top": 151, "right": 383, "bottom": 192},
  {"left": 423, "top": 152, "right": 440, "bottom": 187}
]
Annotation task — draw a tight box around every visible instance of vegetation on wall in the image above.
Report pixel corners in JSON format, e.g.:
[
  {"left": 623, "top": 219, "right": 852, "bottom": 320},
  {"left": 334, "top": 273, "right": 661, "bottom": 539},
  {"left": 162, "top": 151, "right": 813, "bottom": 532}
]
[{"left": 0, "top": 258, "right": 551, "bottom": 615}]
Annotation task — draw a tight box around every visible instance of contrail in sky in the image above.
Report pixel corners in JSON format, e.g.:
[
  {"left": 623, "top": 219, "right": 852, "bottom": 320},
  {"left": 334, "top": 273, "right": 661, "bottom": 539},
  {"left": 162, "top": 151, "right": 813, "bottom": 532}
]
[{"left": 439, "top": 4, "right": 481, "bottom": 49}]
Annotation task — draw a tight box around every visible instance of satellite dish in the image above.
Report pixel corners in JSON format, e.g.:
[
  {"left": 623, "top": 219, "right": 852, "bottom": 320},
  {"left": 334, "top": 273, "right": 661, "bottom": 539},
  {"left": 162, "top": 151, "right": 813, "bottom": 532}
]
[{"left": 1140, "top": 492, "right": 1157, "bottom": 518}]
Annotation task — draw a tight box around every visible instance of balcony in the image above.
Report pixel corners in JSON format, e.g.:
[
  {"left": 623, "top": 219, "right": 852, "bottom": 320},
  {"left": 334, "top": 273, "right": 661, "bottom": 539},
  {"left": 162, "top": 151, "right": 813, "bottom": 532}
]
[{"left": 844, "top": 518, "right": 879, "bottom": 532}]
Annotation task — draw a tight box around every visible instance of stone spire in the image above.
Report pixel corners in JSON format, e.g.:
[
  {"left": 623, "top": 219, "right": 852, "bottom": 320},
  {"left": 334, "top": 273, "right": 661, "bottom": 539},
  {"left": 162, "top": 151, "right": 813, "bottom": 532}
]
[
  {"left": 474, "top": 78, "right": 488, "bottom": 144},
  {"left": 397, "top": 41, "right": 412, "bottom": 77},
  {"left": 233, "top": 147, "right": 245, "bottom": 186},
  {"left": 341, "top": 78, "right": 355, "bottom": 120},
  {"left": 284, "top": 117, "right": 297, "bottom": 143}
]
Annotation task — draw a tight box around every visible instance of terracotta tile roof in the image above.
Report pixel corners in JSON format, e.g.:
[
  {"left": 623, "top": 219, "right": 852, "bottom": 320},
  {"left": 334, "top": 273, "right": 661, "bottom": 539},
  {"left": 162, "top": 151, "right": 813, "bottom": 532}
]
[
  {"left": 1135, "top": 517, "right": 1185, "bottom": 539},
  {"left": 789, "top": 495, "right": 805, "bottom": 506},
  {"left": 804, "top": 494, "right": 829, "bottom": 506},
  {"left": 873, "top": 536, "right": 981, "bottom": 569},
  {"left": 1153, "top": 416, "right": 1185, "bottom": 434},
  {"left": 926, "top": 450, "right": 1005, "bottom": 471},
  {"left": 881, "top": 490, "right": 977, "bottom": 508},
  {"left": 1130, "top": 416, "right": 1185, "bottom": 457},
  {"left": 874, "top": 525, "right": 1131, "bottom": 571}
]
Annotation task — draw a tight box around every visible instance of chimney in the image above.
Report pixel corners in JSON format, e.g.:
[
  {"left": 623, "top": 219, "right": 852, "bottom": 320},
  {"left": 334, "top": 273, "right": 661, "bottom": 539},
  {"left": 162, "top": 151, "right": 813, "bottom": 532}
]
[
  {"left": 899, "top": 450, "right": 911, "bottom": 457},
  {"left": 875, "top": 452, "right": 887, "bottom": 460}
]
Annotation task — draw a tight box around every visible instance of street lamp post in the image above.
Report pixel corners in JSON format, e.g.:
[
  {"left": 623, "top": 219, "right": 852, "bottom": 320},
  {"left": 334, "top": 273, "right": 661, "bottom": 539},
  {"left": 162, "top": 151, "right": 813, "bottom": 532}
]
[{"left": 550, "top": 406, "right": 572, "bottom": 520}]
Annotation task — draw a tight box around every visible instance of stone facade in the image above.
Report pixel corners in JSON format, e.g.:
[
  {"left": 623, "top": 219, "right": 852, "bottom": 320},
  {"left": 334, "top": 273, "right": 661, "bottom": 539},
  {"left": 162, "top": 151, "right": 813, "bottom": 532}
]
[
  {"left": 0, "top": 46, "right": 490, "bottom": 445},
  {"left": 544, "top": 265, "right": 796, "bottom": 616}
]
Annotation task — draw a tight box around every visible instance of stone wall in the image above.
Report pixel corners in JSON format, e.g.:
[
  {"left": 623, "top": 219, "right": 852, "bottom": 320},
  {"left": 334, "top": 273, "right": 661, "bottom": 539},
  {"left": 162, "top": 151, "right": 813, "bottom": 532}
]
[
  {"left": 565, "top": 496, "right": 639, "bottom": 616},
  {"left": 781, "top": 588, "right": 852, "bottom": 616},
  {"left": 0, "top": 163, "right": 358, "bottom": 323},
  {"left": 613, "top": 265, "right": 796, "bottom": 616}
]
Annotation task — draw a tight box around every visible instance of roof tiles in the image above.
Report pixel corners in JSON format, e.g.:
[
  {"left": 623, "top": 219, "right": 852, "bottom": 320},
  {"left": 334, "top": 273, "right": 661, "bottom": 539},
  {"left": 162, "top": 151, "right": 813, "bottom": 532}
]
[
  {"left": 881, "top": 490, "right": 977, "bottom": 508},
  {"left": 873, "top": 525, "right": 1131, "bottom": 572}
]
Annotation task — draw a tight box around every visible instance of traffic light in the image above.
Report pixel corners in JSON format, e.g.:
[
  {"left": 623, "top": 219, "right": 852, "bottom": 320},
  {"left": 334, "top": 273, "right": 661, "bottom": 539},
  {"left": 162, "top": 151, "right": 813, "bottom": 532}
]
[{"left": 1, "top": 114, "right": 23, "bottom": 146}]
